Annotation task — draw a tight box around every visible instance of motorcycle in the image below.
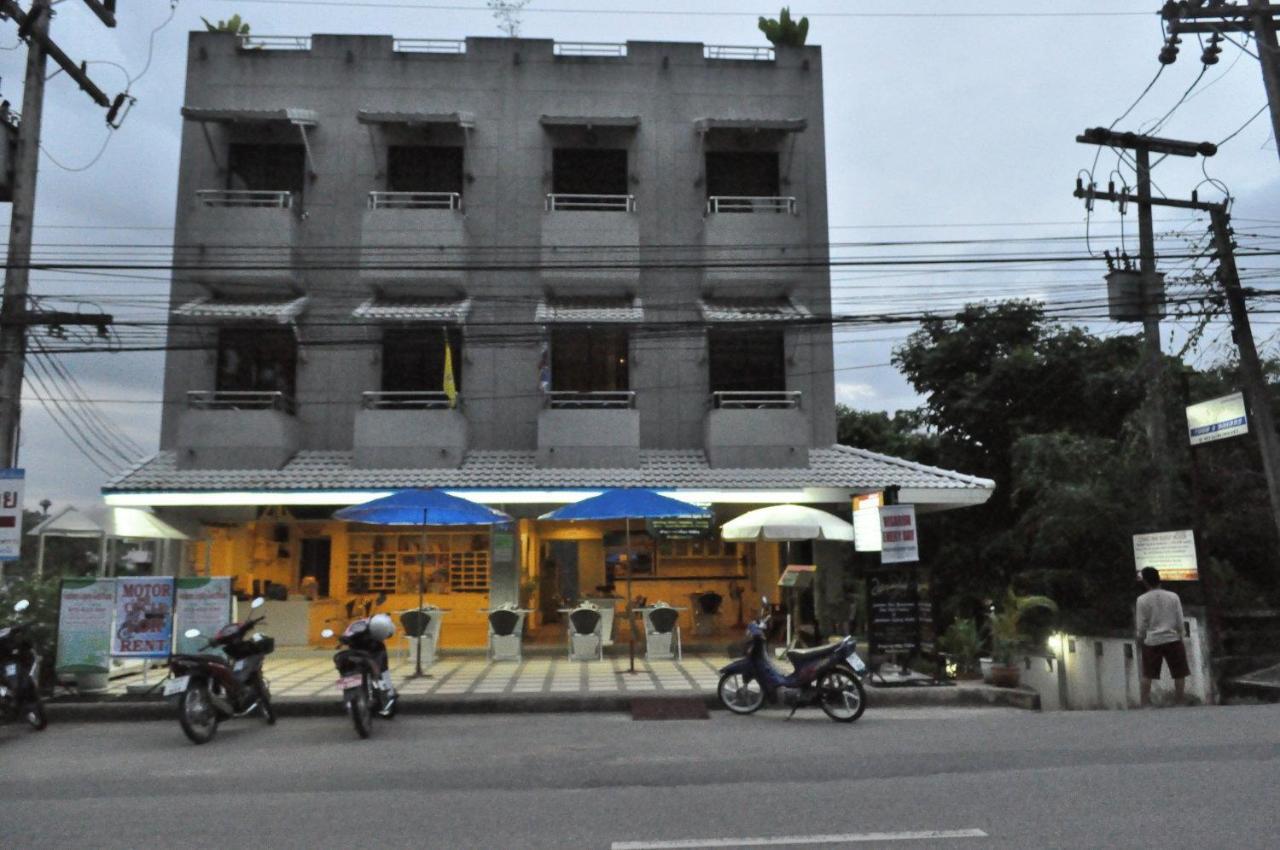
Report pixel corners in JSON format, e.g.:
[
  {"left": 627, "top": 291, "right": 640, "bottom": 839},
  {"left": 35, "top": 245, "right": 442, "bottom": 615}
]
[
  {"left": 164, "top": 597, "right": 276, "bottom": 744},
  {"left": 717, "top": 597, "right": 868, "bottom": 723},
  {"left": 0, "top": 599, "right": 46, "bottom": 731},
  {"left": 321, "top": 613, "right": 398, "bottom": 739}
]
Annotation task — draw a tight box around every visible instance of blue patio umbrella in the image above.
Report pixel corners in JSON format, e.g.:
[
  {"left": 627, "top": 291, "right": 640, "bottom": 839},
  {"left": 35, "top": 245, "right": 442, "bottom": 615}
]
[
  {"left": 336, "top": 489, "right": 511, "bottom": 677},
  {"left": 540, "top": 489, "right": 710, "bottom": 672}
]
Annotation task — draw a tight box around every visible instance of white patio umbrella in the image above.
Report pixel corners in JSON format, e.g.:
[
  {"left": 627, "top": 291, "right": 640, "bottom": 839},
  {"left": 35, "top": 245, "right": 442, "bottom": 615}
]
[{"left": 720, "top": 504, "right": 854, "bottom": 543}]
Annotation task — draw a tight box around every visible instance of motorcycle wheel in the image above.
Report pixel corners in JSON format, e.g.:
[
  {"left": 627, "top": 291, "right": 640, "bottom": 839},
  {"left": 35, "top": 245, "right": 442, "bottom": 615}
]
[
  {"left": 257, "top": 675, "right": 276, "bottom": 725},
  {"left": 178, "top": 684, "right": 219, "bottom": 745},
  {"left": 817, "top": 666, "right": 866, "bottom": 723},
  {"left": 24, "top": 697, "right": 47, "bottom": 731},
  {"left": 717, "top": 671, "right": 765, "bottom": 714},
  {"left": 347, "top": 685, "right": 372, "bottom": 739}
]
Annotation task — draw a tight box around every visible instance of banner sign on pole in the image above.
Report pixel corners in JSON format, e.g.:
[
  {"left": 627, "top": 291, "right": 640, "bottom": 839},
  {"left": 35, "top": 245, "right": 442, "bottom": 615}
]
[
  {"left": 879, "top": 504, "right": 920, "bottom": 564},
  {"left": 853, "top": 492, "right": 883, "bottom": 552},
  {"left": 112, "top": 577, "right": 175, "bottom": 657},
  {"left": 54, "top": 577, "right": 115, "bottom": 674},
  {"left": 1133, "top": 530, "right": 1199, "bottom": 582},
  {"left": 1186, "top": 392, "right": 1248, "bottom": 446},
  {"left": 0, "top": 468, "right": 24, "bottom": 561},
  {"left": 174, "top": 577, "right": 232, "bottom": 655}
]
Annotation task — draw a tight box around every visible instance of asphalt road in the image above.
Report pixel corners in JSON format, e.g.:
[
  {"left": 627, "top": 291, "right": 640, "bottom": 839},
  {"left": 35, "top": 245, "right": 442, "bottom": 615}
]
[{"left": 2, "top": 704, "right": 1278, "bottom": 849}]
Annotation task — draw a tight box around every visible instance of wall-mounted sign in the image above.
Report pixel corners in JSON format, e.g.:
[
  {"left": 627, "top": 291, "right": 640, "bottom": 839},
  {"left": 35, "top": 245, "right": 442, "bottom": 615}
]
[
  {"left": 1133, "top": 530, "right": 1199, "bottom": 582},
  {"left": 0, "top": 468, "right": 23, "bottom": 561},
  {"left": 853, "top": 492, "right": 883, "bottom": 552},
  {"left": 879, "top": 504, "right": 920, "bottom": 564},
  {"left": 1187, "top": 392, "right": 1248, "bottom": 446},
  {"left": 648, "top": 515, "right": 714, "bottom": 539}
]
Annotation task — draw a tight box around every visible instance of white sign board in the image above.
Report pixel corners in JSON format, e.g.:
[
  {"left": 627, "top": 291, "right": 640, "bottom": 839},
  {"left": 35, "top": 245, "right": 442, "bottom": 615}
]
[
  {"left": 1187, "top": 392, "right": 1248, "bottom": 446},
  {"left": 0, "top": 468, "right": 23, "bottom": 561},
  {"left": 1133, "top": 530, "right": 1198, "bottom": 582},
  {"left": 853, "top": 493, "right": 883, "bottom": 552},
  {"left": 879, "top": 504, "right": 920, "bottom": 564},
  {"left": 174, "top": 578, "right": 233, "bottom": 655}
]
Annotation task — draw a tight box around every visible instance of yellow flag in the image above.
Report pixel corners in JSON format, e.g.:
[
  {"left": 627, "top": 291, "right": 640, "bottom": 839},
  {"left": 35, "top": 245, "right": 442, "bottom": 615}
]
[{"left": 443, "top": 339, "right": 458, "bottom": 408}]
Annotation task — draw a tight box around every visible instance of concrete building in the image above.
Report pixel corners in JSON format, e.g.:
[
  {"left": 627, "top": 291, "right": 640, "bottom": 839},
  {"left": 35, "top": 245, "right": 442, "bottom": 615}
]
[{"left": 105, "top": 32, "right": 993, "bottom": 649}]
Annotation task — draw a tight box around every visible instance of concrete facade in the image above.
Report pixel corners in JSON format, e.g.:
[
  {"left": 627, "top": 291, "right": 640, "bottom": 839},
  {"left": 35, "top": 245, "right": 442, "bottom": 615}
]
[{"left": 159, "top": 33, "right": 835, "bottom": 466}]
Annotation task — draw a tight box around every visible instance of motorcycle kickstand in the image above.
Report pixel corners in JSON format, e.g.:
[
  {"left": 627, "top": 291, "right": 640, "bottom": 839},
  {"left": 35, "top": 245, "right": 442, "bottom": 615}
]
[{"left": 786, "top": 705, "right": 799, "bottom": 720}]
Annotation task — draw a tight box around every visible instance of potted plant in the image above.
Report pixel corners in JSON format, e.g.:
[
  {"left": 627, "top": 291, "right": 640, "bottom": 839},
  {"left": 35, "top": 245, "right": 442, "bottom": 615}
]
[
  {"left": 938, "top": 617, "right": 982, "bottom": 680},
  {"left": 987, "top": 590, "right": 1057, "bottom": 688}
]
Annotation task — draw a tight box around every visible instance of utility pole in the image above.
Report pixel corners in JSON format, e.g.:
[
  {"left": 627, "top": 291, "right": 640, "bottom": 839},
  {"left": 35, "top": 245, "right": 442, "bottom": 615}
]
[
  {"left": 1075, "top": 128, "right": 1217, "bottom": 527},
  {"left": 1161, "top": 0, "right": 1280, "bottom": 162}
]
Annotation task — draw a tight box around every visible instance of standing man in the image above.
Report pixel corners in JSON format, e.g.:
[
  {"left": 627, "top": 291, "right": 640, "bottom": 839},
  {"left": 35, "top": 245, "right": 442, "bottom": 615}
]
[{"left": 1136, "top": 567, "right": 1190, "bottom": 707}]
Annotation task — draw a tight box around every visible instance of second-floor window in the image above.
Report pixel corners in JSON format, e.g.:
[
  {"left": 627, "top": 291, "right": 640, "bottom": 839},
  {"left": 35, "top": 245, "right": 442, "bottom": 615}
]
[
  {"left": 381, "top": 327, "right": 463, "bottom": 395},
  {"left": 387, "top": 145, "right": 464, "bottom": 196},
  {"left": 216, "top": 327, "right": 298, "bottom": 399},
  {"left": 551, "top": 148, "right": 629, "bottom": 210},
  {"left": 227, "top": 143, "right": 307, "bottom": 195},
  {"left": 550, "top": 328, "right": 629, "bottom": 393},
  {"left": 708, "top": 328, "right": 784, "bottom": 393}
]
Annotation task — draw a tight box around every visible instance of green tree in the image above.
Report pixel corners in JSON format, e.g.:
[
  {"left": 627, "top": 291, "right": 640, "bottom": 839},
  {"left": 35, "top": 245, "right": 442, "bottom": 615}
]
[{"left": 758, "top": 7, "right": 809, "bottom": 47}]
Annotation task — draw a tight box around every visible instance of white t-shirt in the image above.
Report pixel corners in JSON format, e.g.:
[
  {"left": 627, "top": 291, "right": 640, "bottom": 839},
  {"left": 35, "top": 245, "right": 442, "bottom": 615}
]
[{"left": 1136, "top": 588, "right": 1185, "bottom": 646}]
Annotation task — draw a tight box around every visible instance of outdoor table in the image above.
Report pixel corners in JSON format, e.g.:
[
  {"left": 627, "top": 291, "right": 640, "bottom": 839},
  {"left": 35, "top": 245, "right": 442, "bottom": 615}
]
[{"left": 583, "top": 596, "right": 623, "bottom": 646}]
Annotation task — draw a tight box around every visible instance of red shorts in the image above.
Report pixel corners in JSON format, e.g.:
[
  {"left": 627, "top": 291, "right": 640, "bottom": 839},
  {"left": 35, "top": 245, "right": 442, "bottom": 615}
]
[{"left": 1141, "top": 640, "right": 1189, "bottom": 679}]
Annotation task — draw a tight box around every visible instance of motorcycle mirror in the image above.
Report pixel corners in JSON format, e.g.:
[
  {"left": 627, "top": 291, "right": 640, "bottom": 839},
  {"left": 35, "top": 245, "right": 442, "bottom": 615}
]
[
  {"left": 320, "top": 628, "right": 334, "bottom": 638},
  {"left": 183, "top": 628, "right": 202, "bottom": 639},
  {"left": 250, "top": 596, "right": 266, "bottom": 609},
  {"left": 13, "top": 599, "right": 29, "bottom": 613},
  {"left": 375, "top": 591, "right": 387, "bottom": 606}
]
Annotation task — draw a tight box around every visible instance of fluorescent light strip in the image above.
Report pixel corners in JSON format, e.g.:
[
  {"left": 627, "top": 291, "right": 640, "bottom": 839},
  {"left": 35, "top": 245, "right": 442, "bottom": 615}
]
[{"left": 103, "top": 488, "right": 818, "bottom": 508}]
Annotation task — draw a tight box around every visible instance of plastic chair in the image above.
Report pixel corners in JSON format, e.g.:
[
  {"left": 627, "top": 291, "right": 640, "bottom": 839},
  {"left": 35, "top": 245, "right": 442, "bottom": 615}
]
[
  {"left": 400, "top": 608, "right": 438, "bottom": 667},
  {"left": 488, "top": 608, "right": 525, "bottom": 662},
  {"left": 644, "top": 604, "right": 682, "bottom": 660},
  {"left": 567, "top": 606, "right": 603, "bottom": 661}
]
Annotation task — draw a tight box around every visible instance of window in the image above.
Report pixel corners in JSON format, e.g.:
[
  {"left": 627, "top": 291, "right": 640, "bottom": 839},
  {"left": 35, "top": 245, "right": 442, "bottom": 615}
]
[
  {"left": 708, "top": 328, "right": 784, "bottom": 393},
  {"left": 552, "top": 148, "right": 628, "bottom": 197},
  {"left": 387, "top": 145, "right": 464, "bottom": 195},
  {"left": 705, "top": 151, "right": 780, "bottom": 199},
  {"left": 550, "top": 327, "right": 629, "bottom": 393},
  {"left": 381, "top": 327, "right": 463, "bottom": 394},
  {"left": 227, "top": 143, "right": 306, "bottom": 195},
  {"left": 347, "top": 552, "right": 398, "bottom": 594},
  {"left": 347, "top": 532, "right": 489, "bottom": 594},
  {"left": 216, "top": 328, "right": 298, "bottom": 398}
]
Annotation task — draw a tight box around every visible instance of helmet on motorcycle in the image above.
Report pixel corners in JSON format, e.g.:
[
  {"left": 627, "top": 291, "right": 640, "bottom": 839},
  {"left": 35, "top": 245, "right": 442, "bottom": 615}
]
[{"left": 368, "top": 613, "right": 395, "bottom": 641}]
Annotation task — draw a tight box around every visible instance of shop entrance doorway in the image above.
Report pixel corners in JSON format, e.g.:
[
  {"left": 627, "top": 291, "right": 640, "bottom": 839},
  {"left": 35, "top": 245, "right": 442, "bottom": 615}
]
[{"left": 299, "top": 537, "right": 331, "bottom": 598}]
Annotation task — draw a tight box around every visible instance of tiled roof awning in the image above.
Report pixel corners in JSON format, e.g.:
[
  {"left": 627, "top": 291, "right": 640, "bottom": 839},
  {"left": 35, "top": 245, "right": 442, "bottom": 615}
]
[
  {"left": 357, "top": 110, "right": 476, "bottom": 129},
  {"left": 540, "top": 115, "right": 641, "bottom": 129},
  {"left": 182, "top": 107, "right": 319, "bottom": 126},
  {"left": 694, "top": 117, "right": 807, "bottom": 133},
  {"left": 536, "top": 297, "right": 644, "bottom": 324},
  {"left": 699, "top": 297, "right": 812, "bottom": 322},
  {"left": 172, "top": 296, "right": 309, "bottom": 324},
  {"left": 352, "top": 297, "right": 472, "bottom": 323}
]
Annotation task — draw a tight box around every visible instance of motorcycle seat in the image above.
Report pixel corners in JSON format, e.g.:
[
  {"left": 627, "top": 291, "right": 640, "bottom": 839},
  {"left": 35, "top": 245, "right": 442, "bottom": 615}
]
[{"left": 786, "top": 643, "right": 844, "bottom": 666}]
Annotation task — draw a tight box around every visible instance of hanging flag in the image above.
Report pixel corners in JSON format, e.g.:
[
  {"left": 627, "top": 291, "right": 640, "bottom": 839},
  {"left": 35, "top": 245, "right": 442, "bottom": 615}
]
[
  {"left": 538, "top": 339, "right": 551, "bottom": 393},
  {"left": 442, "top": 337, "right": 458, "bottom": 408}
]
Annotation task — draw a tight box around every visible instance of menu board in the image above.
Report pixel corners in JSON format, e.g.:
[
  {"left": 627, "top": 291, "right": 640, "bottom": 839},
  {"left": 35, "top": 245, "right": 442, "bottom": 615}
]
[
  {"left": 648, "top": 515, "right": 714, "bottom": 539},
  {"left": 867, "top": 566, "right": 933, "bottom": 656}
]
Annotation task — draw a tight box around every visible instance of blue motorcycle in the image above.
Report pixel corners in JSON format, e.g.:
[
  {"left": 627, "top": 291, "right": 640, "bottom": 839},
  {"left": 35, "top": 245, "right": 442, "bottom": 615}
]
[{"left": 717, "top": 599, "right": 867, "bottom": 723}]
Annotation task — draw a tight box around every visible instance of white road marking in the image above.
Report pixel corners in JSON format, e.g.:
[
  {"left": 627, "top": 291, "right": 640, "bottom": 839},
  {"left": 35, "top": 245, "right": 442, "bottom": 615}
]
[{"left": 611, "top": 829, "right": 988, "bottom": 849}]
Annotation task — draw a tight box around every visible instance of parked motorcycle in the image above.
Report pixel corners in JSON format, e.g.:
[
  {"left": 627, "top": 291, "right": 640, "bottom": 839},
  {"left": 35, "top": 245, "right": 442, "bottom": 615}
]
[
  {"left": 0, "top": 599, "right": 46, "bottom": 731},
  {"left": 717, "top": 597, "right": 867, "bottom": 723},
  {"left": 321, "top": 612, "right": 398, "bottom": 739},
  {"left": 164, "top": 597, "right": 276, "bottom": 744}
]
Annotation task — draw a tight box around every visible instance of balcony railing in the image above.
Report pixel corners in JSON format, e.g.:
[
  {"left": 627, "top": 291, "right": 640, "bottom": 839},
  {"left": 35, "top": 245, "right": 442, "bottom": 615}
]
[
  {"left": 546, "top": 391, "right": 636, "bottom": 410},
  {"left": 368, "top": 191, "right": 463, "bottom": 211},
  {"left": 545, "top": 194, "right": 636, "bottom": 212},
  {"left": 712, "top": 391, "right": 801, "bottom": 410},
  {"left": 704, "top": 45, "right": 775, "bottom": 61},
  {"left": 197, "top": 190, "right": 295, "bottom": 209},
  {"left": 393, "top": 38, "right": 466, "bottom": 54},
  {"left": 187, "top": 390, "right": 296, "bottom": 414},
  {"left": 554, "top": 41, "right": 627, "bottom": 57},
  {"left": 239, "top": 35, "right": 312, "bottom": 51},
  {"left": 362, "top": 391, "right": 455, "bottom": 410},
  {"left": 706, "top": 196, "right": 797, "bottom": 215}
]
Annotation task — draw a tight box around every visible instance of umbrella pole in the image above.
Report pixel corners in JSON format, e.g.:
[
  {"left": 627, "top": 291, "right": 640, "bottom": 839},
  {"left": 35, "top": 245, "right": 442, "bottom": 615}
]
[
  {"left": 412, "top": 508, "right": 427, "bottom": 679},
  {"left": 626, "top": 516, "right": 635, "bottom": 674}
]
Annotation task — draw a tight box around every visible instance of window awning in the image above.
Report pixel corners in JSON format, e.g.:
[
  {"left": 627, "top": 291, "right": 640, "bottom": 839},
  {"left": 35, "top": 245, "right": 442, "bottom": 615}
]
[
  {"left": 540, "top": 115, "right": 641, "bottom": 129},
  {"left": 352, "top": 297, "right": 472, "bottom": 323},
  {"left": 536, "top": 297, "right": 644, "bottom": 323},
  {"left": 694, "top": 117, "right": 807, "bottom": 134},
  {"left": 181, "top": 107, "right": 320, "bottom": 126},
  {"left": 173, "top": 296, "right": 310, "bottom": 324},
  {"left": 357, "top": 110, "right": 476, "bottom": 129},
  {"left": 699, "top": 297, "right": 811, "bottom": 322}
]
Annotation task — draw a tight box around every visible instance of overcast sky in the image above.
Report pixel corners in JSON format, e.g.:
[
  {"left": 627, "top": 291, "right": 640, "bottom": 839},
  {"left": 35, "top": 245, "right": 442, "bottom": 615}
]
[{"left": 1, "top": 0, "right": 1277, "bottom": 510}]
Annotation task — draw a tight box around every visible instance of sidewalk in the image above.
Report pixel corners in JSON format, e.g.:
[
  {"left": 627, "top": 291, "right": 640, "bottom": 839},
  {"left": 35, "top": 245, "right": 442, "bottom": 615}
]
[{"left": 46, "top": 651, "right": 1039, "bottom": 720}]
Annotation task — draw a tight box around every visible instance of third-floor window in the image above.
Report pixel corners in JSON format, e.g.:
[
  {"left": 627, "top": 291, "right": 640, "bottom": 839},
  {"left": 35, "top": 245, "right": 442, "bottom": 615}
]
[
  {"left": 386, "top": 145, "right": 464, "bottom": 196},
  {"left": 227, "top": 143, "right": 307, "bottom": 196},
  {"left": 216, "top": 327, "right": 298, "bottom": 399}
]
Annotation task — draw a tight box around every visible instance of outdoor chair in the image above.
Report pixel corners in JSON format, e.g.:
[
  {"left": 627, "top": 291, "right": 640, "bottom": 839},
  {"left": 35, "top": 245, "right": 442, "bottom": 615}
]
[
  {"left": 400, "top": 608, "right": 439, "bottom": 668},
  {"left": 567, "top": 606, "right": 604, "bottom": 661},
  {"left": 644, "top": 604, "right": 682, "bottom": 660},
  {"left": 488, "top": 607, "right": 526, "bottom": 662}
]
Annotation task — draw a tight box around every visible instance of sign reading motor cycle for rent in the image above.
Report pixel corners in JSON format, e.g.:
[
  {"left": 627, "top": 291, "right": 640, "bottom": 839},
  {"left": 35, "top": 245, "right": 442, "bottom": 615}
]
[
  {"left": 112, "top": 577, "right": 176, "bottom": 657},
  {"left": 0, "top": 468, "right": 24, "bottom": 561}
]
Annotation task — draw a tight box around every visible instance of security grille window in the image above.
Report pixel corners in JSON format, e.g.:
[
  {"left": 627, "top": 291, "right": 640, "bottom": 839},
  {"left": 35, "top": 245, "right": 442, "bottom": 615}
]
[
  {"left": 226, "top": 143, "right": 306, "bottom": 195},
  {"left": 550, "top": 327, "right": 630, "bottom": 393},
  {"left": 708, "top": 328, "right": 785, "bottom": 392},
  {"left": 347, "top": 552, "right": 398, "bottom": 593},
  {"left": 705, "top": 151, "right": 780, "bottom": 199},
  {"left": 552, "top": 148, "right": 628, "bottom": 201},
  {"left": 381, "top": 327, "right": 463, "bottom": 394},
  {"left": 386, "top": 145, "right": 464, "bottom": 194},
  {"left": 215, "top": 328, "right": 298, "bottom": 398}
]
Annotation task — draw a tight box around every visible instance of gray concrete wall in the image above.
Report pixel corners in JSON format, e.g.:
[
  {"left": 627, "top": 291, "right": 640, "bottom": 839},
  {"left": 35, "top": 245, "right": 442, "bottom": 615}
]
[
  {"left": 160, "top": 33, "right": 835, "bottom": 455},
  {"left": 353, "top": 408, "right": 468, "bottom": 468},
  {"left": 175, "top": 408, "right": 300, "bottom": 469}
]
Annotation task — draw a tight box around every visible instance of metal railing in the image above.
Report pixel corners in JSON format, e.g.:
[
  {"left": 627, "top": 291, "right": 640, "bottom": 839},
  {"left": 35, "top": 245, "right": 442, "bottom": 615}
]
[
  {"left": 704, "top": 45, "right": 775, "bottom": 61},
  {"left": 706, "top": 196, "right": 797, "bottom": 215},
  {"left": 554, "top": 41, "right": 627, "bottom": 57},
  {"left": 368, "top": 191, "right": 463, "bottom": 211},
  {"left": 393, "top": 38, "right": 466, "bottom": 54},
  {"left": 546, "top": 391, "right": 636, "bottom": 410},
  {"left": 545, "top": 194, "right": 636, "bottom": 212},
  {"left": 713, "top": 391, "right": 801, "bottom": 410},
  {"left": 197, "top": 190, "right": 295, "bottom": 209},
  {"left": 187, "top": 390, "right": 296, "bottom": 414},
  {"left": 239, "top": 35, "right": 312, "bottom": 51},
  {"left": 362, "top": 391, "right": 455, "bottom": 410}
]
